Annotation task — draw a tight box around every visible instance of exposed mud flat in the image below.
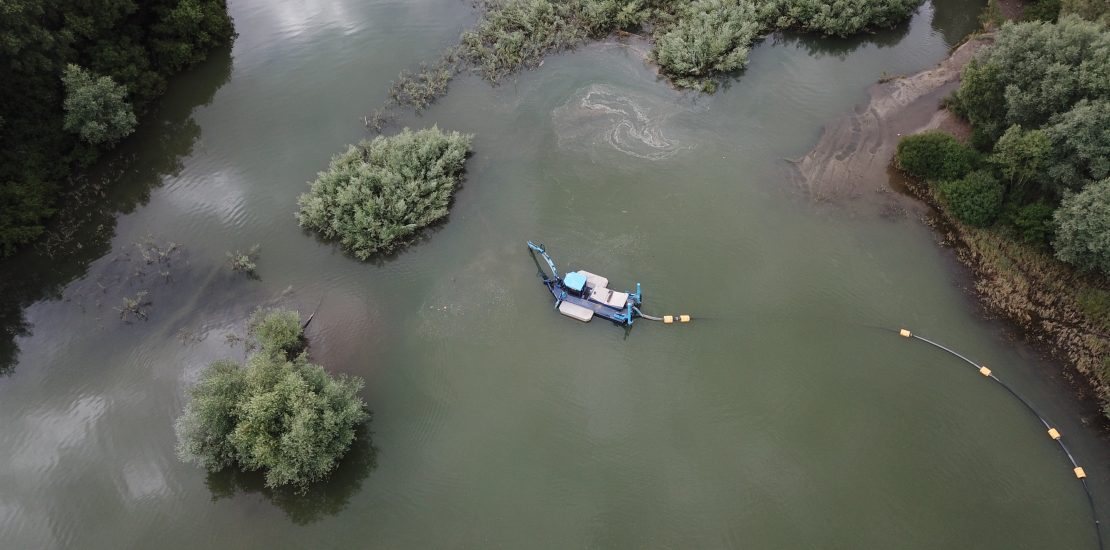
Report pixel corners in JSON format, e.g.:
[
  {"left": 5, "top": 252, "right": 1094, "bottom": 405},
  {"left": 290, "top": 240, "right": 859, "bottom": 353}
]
[{"left": 789, "top": 35, "right": 992, "bottom": 202}]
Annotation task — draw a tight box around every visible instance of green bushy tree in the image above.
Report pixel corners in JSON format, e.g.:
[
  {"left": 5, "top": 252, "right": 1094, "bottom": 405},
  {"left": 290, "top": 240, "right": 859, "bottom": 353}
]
[
  {"left": 1061, "top": 0, "right": 1110, "bottom": 24},
  {"left": 61, "top": 64, "right": 137, "bottom": 145},
  {"left": 176, "top": 308, "right": 368, "bottom": 490},
  {"left": 895, "top": 131, "right": 978, "bottom": 181},
  {"left": 938, "top": 170, "right": 1005, "bottom": 227},
  {"left": 989, "top": 124, "right": 1050, "bottom": 195},
  {"left": 1053, "top": 178, "right": 1110, "bottom": 274},
  {"left": 1043, "top": 99, "right": 1110, "bottom": 193},
  {"left": 297, "top": 127, "right": 472, "bottom": 259},
  {"left": 955, "top": 16, "right": 1110, "bottom": 143}
]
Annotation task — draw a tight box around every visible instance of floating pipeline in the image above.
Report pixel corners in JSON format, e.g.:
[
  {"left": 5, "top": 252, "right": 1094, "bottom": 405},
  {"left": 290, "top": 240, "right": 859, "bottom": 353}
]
[{"left": 898, "top": 328, "right": 1103, "bottom": 550}]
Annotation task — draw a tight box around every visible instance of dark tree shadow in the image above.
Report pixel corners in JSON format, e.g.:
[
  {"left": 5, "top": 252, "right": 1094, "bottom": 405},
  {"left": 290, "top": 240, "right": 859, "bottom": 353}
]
[
  {"left": 766, "top": 20, "right": 914, "bottom": 61},
  {"left": 931, "top": 0, "right": 987, "bottom": 46},
  {"left": 0, "top": 46, "right": 234, "bottom": 373},
  {"left": 204, "top": 426, "right": 378, "bottom": 525}
]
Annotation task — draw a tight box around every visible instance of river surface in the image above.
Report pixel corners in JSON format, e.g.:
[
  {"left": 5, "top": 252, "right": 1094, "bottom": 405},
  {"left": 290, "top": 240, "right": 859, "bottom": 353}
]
[{"left": 2, "top": 0, "right": 1107, "bottom": 548}]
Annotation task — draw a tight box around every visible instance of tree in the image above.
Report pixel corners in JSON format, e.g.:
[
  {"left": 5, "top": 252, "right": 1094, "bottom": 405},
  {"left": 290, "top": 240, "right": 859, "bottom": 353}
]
[
  {"left": 176, "top": 308, "right": 369, "bottom": 490},
  {"left": 61, "top": 64, "right": 137, "bottom": 145},
  {"left": 954, "top": 16, "right": 1110, "bottom": 143},
  {"left": 1043, "top": 99, "right": 1110, "bottom": 192},
  {"left": 297, "top": 127, "right": 472, "bottom": 259},
  {"left": 1053, "top": 178, "right": 1110, "bottom": 274},
  {"left": 989, "top": 125, "right": 1050, "bottom": 196},
  {"left": 938, "top": 170, "right": 1005, "bottom": 227}
]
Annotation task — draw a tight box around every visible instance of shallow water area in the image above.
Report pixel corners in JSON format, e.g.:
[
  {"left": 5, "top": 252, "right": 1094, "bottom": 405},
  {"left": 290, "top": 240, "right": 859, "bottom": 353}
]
[{"left": 1, "top": 0, "right": 1107, "bottom": 548}]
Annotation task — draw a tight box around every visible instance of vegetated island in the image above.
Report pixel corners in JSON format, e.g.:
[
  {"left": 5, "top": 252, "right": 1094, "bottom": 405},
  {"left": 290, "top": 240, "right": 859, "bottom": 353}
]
[
  {"left": 369, "top": 0, "right": 928, "bottom": 125},
  {"left": 0, "top": 0, "right": 235, "bottom": 257},
  {"left": 799, "top": 2, "right": 1110, "bottom": 418},
  {"left": 297, "top": 127, "right": 473, "bottom": 259},
  {"left": 176, "top": 308, "right": 369, "bottom": 490}
]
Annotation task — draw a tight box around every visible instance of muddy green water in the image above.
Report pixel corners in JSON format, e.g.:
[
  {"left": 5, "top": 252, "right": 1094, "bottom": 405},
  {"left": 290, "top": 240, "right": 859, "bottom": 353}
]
[{"left": 2, "top": 0, "right": 1107, "bottom": 548}]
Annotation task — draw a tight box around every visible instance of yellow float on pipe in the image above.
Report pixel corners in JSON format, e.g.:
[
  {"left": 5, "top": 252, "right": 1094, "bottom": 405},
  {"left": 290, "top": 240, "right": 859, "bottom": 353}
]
[
  {"left": 663, "top": 315, "right": 674, "bottom": 324},
  {"left": 899, "top": 329, "right": 912, "bottom": 338},
  {"left": 679, "top": 315, "right": 690, "bottom": 323},
  {"left": 1075, "top": 467, "right": 1087, "bottom": 479},
  {"left": 1048, "top": 428, "right": 1061, "bottom": 440},
  {"left": 979, "top": 366, "right": 992, "bottom": 377}
]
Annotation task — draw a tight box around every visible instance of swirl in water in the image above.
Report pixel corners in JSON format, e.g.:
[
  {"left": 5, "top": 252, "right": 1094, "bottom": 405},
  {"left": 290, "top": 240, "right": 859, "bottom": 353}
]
[{"left": 552, "top": 84, "right": 691, "bottom": 160}]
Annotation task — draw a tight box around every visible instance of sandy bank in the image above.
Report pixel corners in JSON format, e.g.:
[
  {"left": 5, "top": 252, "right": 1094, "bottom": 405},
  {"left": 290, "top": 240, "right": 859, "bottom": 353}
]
[{"left": 789, "top": 35, "right": 991, "bottom": 202}]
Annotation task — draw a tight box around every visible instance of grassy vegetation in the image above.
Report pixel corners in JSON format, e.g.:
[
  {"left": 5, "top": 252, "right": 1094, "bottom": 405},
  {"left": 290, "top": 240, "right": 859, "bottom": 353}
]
[
  {"left": 371, "top": 0, "right": 925, "bottom": 121},
  {"left": 176, "top": 308, "right": 368, "bottom": 491},
  {"left": 296, "top": 127, "right": 472, "bottom": 259}
]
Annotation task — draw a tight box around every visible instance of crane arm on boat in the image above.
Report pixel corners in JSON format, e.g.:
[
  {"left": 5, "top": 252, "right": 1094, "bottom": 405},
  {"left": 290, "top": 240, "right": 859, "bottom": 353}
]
[{"left": 526, "top": 241, "right": 688, "bottom": 327}]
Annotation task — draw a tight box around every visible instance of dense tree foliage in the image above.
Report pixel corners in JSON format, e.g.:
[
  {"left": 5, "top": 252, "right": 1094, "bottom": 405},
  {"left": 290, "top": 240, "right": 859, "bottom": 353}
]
[
  {"left": 61, "top": 64, "right": 138, "bottom": 145},
  {"left": 1042, "top": 99, "right": 1110, "bottom": 192},
  {"left": 176, "top": 308, "right": 369, "bottom": 490},
  {"left": 297, "top": 127, "right": 472, "bottom": 260},
  {"left": 938, "top": 170, "right": 1005, "bottom": 227},
  {"left": 916, "top": 15, "right": 1110, "bottom": 273},
  {"left": 955, "top": 16, "right": 1109, "bottom": 145},
  {"left": 652, "top": 0, "right": 767, "bottom": 90},
  {"left": 989, "top": 124, "right": 1050, "bottom": 197},
  {"left": 1054, "top": 179, "right": 1110, "bottom": 274},
  {"left": 0, "top": 0, "right": 234, "bottom": 256},
  {"left": 895, "top": 131, "right": 978, "bottom": 181}
]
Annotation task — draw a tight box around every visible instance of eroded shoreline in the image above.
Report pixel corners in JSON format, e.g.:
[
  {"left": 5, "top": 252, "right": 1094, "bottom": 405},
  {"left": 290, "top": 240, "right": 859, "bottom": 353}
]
[{"left": 791, "top": 32, "right": 1110, "bottom": 424}]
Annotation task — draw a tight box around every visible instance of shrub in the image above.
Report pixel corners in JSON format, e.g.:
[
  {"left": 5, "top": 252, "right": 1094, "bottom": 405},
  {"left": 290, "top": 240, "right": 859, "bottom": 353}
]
[
  {"left": 228, "top": 244, "right": 260, "bottom": 277},
  {"left": 1009, "top": 201, "right": 1056, "bottom": 245},
  {"left": 176, "top": 308, "right": 369, "bottom": 491},
  {"left": 895, "top": 131, "right": 977, "bottom": 181},
  {"left": 460, "top": 0, "right": 590, "bottom": 81},
  {"left": 61, "top": 64, "right": 138, "bottom": 146},
  {"left": 652, "top": 0, "right": 766, "bottom": 89},
  {"left": 248, "top": 307, "right": 303, "bottom": 357},
  {"left": 1053, "top": 178, "right": 1110, "bottom": 274},
  {"left": 938, "top": 170, "right": 1005, "bottom": 227},
  {"left": 296, "top": 127, "right": 472, "bottom": 259}
]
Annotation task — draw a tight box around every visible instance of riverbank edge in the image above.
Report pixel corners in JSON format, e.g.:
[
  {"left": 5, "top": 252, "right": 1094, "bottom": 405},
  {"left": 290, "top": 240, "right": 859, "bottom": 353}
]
[
  {"left": 898, "top": 165, "right": 1110, "bottom": 420},
  {"left": 891, "top": 34, "right": 1110, "bottom": 420}
]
